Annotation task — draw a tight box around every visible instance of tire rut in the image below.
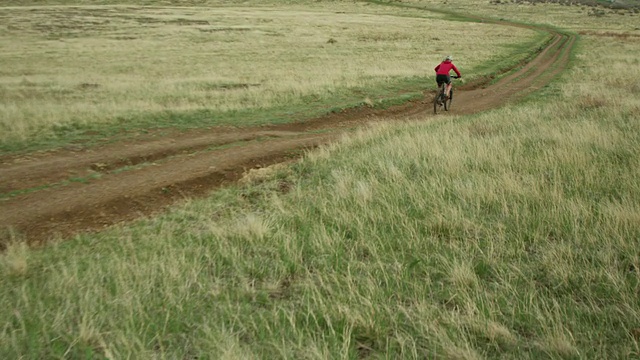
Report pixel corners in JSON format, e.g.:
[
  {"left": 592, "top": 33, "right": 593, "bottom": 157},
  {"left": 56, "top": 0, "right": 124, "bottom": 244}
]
[{"left": 0, "top": 19, "right": 575, "bottom": 248}]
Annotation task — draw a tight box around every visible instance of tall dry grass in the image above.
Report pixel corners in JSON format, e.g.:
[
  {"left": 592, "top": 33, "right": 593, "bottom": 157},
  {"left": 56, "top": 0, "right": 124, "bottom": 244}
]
[
  {"left": 1, "top": 1, "right": 640, "bottom": 359},
  {"left": 0, "top": 3, "right": 540, "bottom": 146},
  {"left": 403, "top": 0, "right": 640, "bottom": 31}
]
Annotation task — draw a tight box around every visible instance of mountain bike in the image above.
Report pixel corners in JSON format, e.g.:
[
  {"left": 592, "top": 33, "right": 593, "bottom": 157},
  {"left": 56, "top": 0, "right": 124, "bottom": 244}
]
[{"left": 433, "top": 75, "right": 460, "bottom": 114}]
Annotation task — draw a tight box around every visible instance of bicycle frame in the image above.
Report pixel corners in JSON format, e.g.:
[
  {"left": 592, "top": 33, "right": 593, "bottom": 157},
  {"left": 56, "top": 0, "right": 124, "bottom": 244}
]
[{"left": 433, "top": 76, "right": 459, "bottom": 114}]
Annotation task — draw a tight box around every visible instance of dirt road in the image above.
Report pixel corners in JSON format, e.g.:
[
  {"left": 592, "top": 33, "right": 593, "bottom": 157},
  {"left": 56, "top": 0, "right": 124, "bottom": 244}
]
[{"left": 0, "top": 30, "right": 574, "bottom": 247}]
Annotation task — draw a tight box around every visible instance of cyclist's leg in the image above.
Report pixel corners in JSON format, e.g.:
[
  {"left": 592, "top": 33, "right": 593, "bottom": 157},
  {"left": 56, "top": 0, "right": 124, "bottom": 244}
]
[
  {"left": 436, "top": 75, "right": 444, "bottom": 91},
  {"left": 433, "top": 78, "right": 442, "bottom": 103},
  {"left": 444, "top": 75, "right": 452, "bottom": 98},
  {"left": 435, "top": 75, "right": 447, "bottom": 102}
]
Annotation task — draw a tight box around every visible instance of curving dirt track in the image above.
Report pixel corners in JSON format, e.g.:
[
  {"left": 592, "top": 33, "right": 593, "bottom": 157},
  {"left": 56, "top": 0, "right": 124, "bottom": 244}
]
[{"left": 0, "top": 27, "right": 575, "bottom": 248}]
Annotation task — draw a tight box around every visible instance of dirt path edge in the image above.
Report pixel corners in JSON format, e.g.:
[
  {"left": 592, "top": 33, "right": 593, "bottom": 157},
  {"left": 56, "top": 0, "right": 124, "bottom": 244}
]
[{"left": 0, "top": 9, "right": 576, "bottom": 249}]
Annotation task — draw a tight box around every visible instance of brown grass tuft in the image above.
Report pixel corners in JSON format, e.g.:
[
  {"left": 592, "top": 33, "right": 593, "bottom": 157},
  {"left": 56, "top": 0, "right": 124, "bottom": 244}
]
[
  {"left": 578, "top": 94, "right": 608, "bottom": 109},
  {"left": 1, "top": 240, "right": 29, "bottom": 277}
]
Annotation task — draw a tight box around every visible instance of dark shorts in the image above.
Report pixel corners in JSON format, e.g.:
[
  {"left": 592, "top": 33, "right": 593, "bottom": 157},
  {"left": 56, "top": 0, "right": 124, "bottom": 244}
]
[{"left": 436, "top": 74, "right": 451, "bottom": 86}]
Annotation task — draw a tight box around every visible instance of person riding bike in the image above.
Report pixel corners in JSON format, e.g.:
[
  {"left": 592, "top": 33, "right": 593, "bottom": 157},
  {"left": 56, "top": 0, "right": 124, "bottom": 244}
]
[{"left": 434, "top": 55, "right": 461, "bottom": 100}]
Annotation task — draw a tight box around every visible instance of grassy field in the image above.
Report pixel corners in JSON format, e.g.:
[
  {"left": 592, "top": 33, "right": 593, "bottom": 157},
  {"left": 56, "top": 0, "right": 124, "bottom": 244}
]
[
  {"left": 2, "top": 0, "right": 640, "bottom": 359},
  {"left": 0, "top": 1, "right": 544, "bottom": 153},
  {"left": 400, "top": 0, "right": 640, "bottom": 29}
]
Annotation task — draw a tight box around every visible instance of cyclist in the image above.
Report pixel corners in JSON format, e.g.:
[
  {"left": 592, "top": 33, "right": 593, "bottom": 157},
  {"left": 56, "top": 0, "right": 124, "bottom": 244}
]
[{"left": 434, "top": 55, "right": 461, "bottom": 100}]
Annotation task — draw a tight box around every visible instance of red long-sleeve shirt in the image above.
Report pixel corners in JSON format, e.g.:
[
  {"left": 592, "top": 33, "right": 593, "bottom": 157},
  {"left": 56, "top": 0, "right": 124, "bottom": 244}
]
[{"left": 434, "top": 60, "right": 461, "bottom": 77}]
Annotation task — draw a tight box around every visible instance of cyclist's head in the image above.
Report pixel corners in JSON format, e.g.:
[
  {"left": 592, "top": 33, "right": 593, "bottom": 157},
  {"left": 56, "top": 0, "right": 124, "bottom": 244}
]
[{"left": 444, "top": 55, "right": 453, "bottom": 61}]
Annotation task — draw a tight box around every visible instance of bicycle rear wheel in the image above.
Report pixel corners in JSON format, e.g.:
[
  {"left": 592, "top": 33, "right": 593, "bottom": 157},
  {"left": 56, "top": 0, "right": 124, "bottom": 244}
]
[
  {"left": 444, "top": 89, "right": 453, "bottom": 111},
  {"left": 433, "top": 88, "right": 445, "bottom": 114}
]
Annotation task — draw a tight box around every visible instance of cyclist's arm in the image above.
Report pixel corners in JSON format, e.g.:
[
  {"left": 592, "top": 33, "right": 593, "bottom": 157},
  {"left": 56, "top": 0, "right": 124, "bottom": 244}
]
[
  {"left": 452, "top": 64, "right": 461, "bottom": 78},
  {"left": 434, "top": 64, "right": 441, "bottom": 72}
]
